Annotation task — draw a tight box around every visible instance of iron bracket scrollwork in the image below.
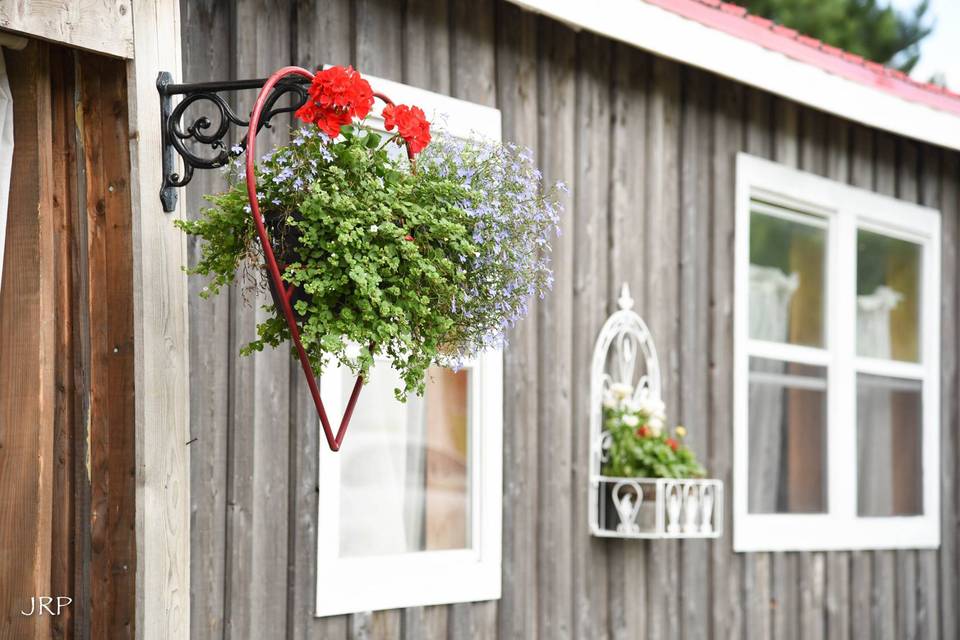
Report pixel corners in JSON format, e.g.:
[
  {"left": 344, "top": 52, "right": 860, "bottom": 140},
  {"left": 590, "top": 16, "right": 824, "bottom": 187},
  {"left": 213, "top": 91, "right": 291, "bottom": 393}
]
[{"left": 156, "top": 71, "right": 311, "bottom": 212}]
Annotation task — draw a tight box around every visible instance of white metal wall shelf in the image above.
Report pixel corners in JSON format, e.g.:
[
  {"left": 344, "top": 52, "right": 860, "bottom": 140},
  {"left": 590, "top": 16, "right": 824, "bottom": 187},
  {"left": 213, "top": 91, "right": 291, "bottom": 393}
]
[{"left": 589, "top": 284, "right": 724, "bottom": 539}]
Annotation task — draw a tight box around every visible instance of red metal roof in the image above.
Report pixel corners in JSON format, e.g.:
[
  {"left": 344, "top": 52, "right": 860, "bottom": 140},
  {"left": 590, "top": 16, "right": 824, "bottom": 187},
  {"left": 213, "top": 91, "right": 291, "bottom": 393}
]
[{"left": 645, "top": 0, "right": 960, "bottom": 116}]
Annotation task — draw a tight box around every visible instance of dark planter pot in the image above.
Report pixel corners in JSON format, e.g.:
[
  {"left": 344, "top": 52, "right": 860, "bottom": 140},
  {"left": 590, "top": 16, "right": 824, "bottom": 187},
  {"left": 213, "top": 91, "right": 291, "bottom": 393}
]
[
  {"left": 603, "top": 481, "right": 657, "bottom": 534},
  {"left": 263, "top": 210, "right": 309, "bottom": 322}
]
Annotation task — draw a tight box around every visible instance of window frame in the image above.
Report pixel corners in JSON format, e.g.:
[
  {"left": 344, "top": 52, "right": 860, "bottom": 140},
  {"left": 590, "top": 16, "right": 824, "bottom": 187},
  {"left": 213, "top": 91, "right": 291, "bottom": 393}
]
[
  {"left": 312, "top": 76, "right": 504, "bottom": 617},
  {"left": 733, "top": 153, "right": 941, "bottom": 552}
]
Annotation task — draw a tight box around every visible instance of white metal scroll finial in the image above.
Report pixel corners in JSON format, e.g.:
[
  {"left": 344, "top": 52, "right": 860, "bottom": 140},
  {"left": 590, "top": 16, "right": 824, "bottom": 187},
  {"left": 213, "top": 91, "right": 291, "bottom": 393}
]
[{"left": 618, "top": 283, "right": 634, "bottom": 310}]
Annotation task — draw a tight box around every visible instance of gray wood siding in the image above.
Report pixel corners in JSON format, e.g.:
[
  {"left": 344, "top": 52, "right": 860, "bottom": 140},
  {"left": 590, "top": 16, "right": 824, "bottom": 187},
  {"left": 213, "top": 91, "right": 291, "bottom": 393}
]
[{"left": 180, "top": 1, "right": 960, "bottom": 637}]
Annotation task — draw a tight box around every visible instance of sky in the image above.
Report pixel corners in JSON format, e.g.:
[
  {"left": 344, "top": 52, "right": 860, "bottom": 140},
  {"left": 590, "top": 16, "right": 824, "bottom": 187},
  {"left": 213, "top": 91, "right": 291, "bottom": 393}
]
[{"left": 890, "top": 0, "right": 960, "bottom": 91}]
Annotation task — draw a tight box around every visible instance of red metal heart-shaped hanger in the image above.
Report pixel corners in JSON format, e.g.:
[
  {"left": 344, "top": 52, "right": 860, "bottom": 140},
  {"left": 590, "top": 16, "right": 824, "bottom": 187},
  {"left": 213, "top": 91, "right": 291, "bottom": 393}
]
[{"left": 245, "top": 66, "right": 412, "bottom": 451}]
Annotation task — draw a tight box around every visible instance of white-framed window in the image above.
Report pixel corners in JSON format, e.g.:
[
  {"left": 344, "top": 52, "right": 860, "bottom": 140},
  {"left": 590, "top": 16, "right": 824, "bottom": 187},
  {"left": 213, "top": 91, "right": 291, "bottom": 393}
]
[
  {"left": 733, "top": 153, "right": 941, "bottom": 552},
  {"left": 314, "top": 77, "right": 503, "bottom": 617}
]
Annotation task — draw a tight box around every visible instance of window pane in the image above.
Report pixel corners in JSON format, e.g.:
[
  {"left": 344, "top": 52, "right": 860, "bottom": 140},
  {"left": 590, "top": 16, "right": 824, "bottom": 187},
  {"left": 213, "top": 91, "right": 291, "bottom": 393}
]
[
  {"left": 748, "top": 357, "right": 827, "bottom": 513},
  {"left": 749, "top": 207, "right": 826, "bottom": 347},
  {"left": 857, "top": 230, "right": 922, "bottom": 362},
  {"left": 338, "top": 364, "right": 471, "bottom": 557},
  {"left": 857, "top": 374, "right": 923, "bottom": 516}
]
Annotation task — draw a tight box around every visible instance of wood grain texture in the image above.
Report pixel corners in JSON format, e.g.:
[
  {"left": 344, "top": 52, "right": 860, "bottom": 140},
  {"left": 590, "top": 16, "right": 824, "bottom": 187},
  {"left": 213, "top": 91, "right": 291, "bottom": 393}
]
[
  {"left": 176, "top": 2, "right": 960, "bottom": 639},
  {"left": 127, "top": 0, "right": 190, "bottom": 636},
  {"left": 49, "top": 45, "right": 80, "bottom": 640},
  {"left": 606, "top": 43, "right": 650, "bottom": 640},
  {"left": 0, "top": 40, "right": 56, "bottom": 640},
  {"left": 76, "top": 51, "right": 137, "bottom": 640},
  {"left": 939, "top": 148, "right": 960, "bottom": 640},
  {"left": 743, "top": 87, "right": 772, "bottom": 640},
  {"left": 446, "top": 5, "right": 499, "bottom": 638},
  {"left": 710, "top": 73, "right": 744, "bottom": 640},
  {"left": 570, "top": 30, "right": 611, "bottom": 640},
  {"left": 896, "top": 139, "right": 920, "bottom": 640},
  {"left": 797, "top": 106, "right": 826, "bottom": 640},
  {"left": 226, "top": 2, "right": 293, "bottom": 638},
  {"left": 678, "top": 65, "right": 712, "bottom": 640},
  {"left": 770, "top": 97, "right": 798, "bottom": 640},
  {"left": 289, "top": 1, "right": 351, "bottom": 639},
  {"left": 0, "top": 0, "right": 133, "bottom": 58},
  {"left": 848, "top": 124, "right": 875, "bottom": 640},
  {"left": 872, "top": 132, "right": 898, "bottom": 640},
  {"left": 535, "top": 16, "right": 576, "bottom": 640},
  {"left": 495, "top": 4, "right": 540, "bottom": 639},
  {"left": 179, "top": 2, "right": 231, "bottom": 638}
]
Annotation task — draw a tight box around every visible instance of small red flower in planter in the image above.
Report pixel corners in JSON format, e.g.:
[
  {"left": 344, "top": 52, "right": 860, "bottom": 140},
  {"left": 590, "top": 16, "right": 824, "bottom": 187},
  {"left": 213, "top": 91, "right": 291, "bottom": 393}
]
[
  {"left": 666, "top": 438, "right": 679, "bottom": 451},
  {"left": 296, "top": 65, "right": 374, "bottom": 137},
  {"left": 382, "top": 103, "right": 432, "bottom": 156},
  {"left": 636, "top": 425, "right": 651, "bottom": 438}
]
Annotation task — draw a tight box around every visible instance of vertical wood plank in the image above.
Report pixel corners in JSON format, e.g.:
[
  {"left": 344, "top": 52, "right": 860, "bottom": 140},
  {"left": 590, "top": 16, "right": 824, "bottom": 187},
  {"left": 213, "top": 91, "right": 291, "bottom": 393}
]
[
  {"left": 127, "top": 0, "right": 191, "bottom": 633},
  {"left": 743, "top": 87, "right": 772, "bottom": 640},
  {"left": 290, "top": 1, "right": 351, "bottom": 638},
  {"left": 606, "top": 43, "right": 649, "bottom": 640},
  {"left": 570, "top": 29, "right": 611, "bottom": 640},
  {"left": 770, "top": 97, "right": 799, "bottom": 640},
  {"left": 678, "top": 65, "right": 712, "bottom": 640},
  {"left": 403, "top": 0, "right": 450, "bottom": 94},
  {"left": 398, "top": 0, "right": 455, "bottom": 638},
  {"left": 77, "top": 52, "right": 138, "bottom": 640},
  {"left": 796, "top": 106, "right": 827, "bottom": 640},
  {"left": 0, "top": 40, "right": 55, "bottom": 640},
  {"left": 495, "top": 4, "right": 540, "bottom": 639},
  {"left": 710, "top": 74, "right": 744, "bottom": 640},
  {"left": 352, "top": 1, "right": 403, "bottom": 637},
  {"left": 848, "top": 125, "right": 874, "bottom": 640},
  {"left": 449, "top": 0, "right": 496, "bottom": 107},
  {"left": 536, "top": 15, "right": 576, "bottom": 640},
  {"left": 296, "top": 0, "right": 352, "bottom": 69},
  {"left": 49, "top": 45, "right": 81, "bottom": 640},
  {"left": 448, "top": 1, "right": 498, "bottom": 638},
  {"left": 225, "top": 1, "right": 292, "bottom": 638},
  {"left": 645, "top": 55, "right": 682, "bottom": 640},
  {"left": 824, "top": 116, "right": 851, "bottom": 640},
  {"left": 356, "top": 0, "right": 402, "bottom": 81},
  {"left": 179, "top": 1, "right": 232, "bottom": 638},
  {"left": 939, "top": 149, "right": 960, "bottom": 640},
  {"left": 871, "top": 131, "right": 898, "bottom": 640},
  {"left": 895, "top": 139, "right": 920, "bottom": 640}
]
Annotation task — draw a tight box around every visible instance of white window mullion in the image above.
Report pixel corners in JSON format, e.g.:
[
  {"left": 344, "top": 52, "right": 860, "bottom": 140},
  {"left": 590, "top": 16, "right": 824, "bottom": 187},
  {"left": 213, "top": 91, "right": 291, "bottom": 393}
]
[
  {"left": 747, "top": 339, "right": 831, "bottom": 367},
  {"left": 831, "top": 208, "right": 858, "bottom": 521}
]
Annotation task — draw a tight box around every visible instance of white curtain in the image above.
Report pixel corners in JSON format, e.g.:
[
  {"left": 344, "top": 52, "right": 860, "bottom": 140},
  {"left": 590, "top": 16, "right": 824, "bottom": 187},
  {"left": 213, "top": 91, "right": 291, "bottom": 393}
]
[
  {"left": 748, "top": 265, "right": 799, "bottom": 512},
  {"left": 0, "top": 49, "right": 13, "bottom": 289},
  {"left": 857, "top": 285, "right": 903, "bottom": 515}
]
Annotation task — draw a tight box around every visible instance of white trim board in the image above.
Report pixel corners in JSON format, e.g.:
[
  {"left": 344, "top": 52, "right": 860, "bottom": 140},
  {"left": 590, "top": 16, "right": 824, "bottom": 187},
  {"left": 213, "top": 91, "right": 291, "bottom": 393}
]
[{"left": 505, "top": 0, "right": 960, "bottom": 151}]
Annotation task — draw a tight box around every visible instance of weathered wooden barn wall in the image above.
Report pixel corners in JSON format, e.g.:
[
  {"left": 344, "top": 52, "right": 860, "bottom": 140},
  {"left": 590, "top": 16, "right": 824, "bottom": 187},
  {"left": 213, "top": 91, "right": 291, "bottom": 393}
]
[{"left": 179, "top": 1, "right": 960, "bottom": 638}]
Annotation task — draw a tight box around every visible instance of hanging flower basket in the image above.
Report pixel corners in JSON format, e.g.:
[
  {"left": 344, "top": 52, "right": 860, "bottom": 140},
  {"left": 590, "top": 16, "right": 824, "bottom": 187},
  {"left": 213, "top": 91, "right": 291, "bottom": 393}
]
[{"left": 177, "top": 65, "right": 563, "bottom": 451}]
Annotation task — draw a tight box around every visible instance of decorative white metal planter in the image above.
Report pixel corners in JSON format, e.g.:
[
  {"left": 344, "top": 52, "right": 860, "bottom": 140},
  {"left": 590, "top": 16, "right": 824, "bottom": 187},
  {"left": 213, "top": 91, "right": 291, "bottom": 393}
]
[{"left": 589, "top": 284, "right": 724, "bottom": 539}]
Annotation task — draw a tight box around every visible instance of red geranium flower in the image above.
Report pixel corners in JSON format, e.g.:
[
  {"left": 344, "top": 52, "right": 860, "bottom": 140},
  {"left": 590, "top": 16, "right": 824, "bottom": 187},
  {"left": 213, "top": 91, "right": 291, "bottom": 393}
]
[
  {"left": 296, "top": 65, "right": 374, "bottom": 137},
  {"left": 636, "top": 426, "right": 651, "bottom": 438},
  {"left": 666, "top": 438, "right": 679, "bottom": 451},
  {"left": 382, "top": 103, "right": 431, "bottom": 156}
]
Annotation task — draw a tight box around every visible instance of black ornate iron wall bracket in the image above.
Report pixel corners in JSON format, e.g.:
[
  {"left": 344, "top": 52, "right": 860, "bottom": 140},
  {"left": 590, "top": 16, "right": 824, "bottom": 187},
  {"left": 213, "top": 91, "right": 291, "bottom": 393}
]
[{"left": 156, "top": 71, "right": 311, "bottom": 212}]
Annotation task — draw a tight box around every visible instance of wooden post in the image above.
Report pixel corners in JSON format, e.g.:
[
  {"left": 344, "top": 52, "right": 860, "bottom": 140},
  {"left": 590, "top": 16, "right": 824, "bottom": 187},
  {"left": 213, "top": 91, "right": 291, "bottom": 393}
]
[{"left": 126, "top": 1, "right": 190, "bottom": 638}]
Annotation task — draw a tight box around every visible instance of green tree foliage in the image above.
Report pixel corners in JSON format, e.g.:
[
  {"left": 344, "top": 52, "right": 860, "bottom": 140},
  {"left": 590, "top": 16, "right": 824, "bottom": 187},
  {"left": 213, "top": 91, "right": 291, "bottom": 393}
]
[{"left": 741, "top": 0, "right": 933, "bottom": 72}]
